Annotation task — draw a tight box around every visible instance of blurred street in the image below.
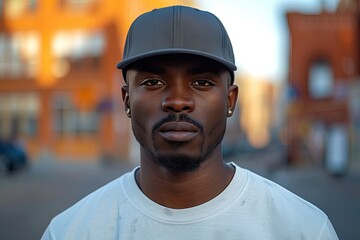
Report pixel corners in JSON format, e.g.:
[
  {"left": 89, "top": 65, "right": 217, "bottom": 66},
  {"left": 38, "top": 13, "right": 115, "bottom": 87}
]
[
  {"left": 0, "top": 159, "right": 135, "bottom": 240},
  {"left": 0, "top": 153, "right": 359, "bottom": 240}
]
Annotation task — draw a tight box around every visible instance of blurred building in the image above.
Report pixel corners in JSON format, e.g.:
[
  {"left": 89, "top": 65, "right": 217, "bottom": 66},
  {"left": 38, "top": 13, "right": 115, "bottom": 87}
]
[
  {"left": 0, "top": 0, "right": 196, "bottom": 162},
  {"left": 286, "top": 0, "right": 360, "bottom": 167},
  {"left": 221, "top": 74, "right": 283, "bottom": 159},
  {"left": 238, "top": 76, "right": 281, "bottom": 149}
]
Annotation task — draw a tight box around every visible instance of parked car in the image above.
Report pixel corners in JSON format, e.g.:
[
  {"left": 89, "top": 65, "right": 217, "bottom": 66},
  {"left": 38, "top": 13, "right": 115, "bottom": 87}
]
[{"left": 0, "top": 140, "right": 28, "bottom": 175}]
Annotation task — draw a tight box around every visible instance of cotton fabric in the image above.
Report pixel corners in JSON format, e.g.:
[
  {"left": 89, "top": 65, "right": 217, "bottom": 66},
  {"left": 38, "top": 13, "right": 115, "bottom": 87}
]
[{"left": 41, "top": 163, "right": 338, "bottom": 240}]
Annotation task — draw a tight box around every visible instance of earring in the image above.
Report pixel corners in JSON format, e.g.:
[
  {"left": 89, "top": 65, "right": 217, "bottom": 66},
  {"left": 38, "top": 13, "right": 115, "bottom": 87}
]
[
  {"left": 126, "top": 108, "right": 131, "bottom": 117},
  {"left": 227, "top": 109, "right": 233, "bottom": 117}
]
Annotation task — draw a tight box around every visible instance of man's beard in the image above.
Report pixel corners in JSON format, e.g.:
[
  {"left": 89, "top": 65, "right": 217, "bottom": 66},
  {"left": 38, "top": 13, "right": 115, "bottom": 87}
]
[
  {"left": 155, "top": 153, "right": 203, "bottom": 172},
  {"left": 132, "top": 113, "right": 226, "bottom": 173}
]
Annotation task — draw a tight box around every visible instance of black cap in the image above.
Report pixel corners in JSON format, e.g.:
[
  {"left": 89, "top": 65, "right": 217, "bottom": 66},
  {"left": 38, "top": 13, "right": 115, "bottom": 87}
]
[{"left": 116, "top": 5, "right": 236, "bottom": 82}]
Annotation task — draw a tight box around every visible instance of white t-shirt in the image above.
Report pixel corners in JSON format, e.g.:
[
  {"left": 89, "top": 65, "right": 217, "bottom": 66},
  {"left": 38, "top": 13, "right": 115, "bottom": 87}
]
[{"left": 41, "top": 163, "right": 338, "bottom": 240}]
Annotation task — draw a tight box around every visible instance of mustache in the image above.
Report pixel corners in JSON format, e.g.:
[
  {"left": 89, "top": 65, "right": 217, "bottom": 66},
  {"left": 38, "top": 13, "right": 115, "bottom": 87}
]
[{"left": 152, "top": 113, "right": 203, "bottom": 133}]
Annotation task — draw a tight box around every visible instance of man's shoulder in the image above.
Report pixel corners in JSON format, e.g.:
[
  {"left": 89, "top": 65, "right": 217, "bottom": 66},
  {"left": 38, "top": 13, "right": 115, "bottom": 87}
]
[
  {"left": 48, "top": 170, "right": 133, "bottom": 233},
  {"left": 230, "top": 165, "right": 339, "bottom": 239},
  {"left": 241, "top": 167, "right": 328, "bottom": 230}
]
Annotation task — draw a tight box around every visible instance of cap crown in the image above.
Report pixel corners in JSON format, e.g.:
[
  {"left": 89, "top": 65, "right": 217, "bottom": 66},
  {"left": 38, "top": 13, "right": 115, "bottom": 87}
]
[{"left": 116, "top": 5, "right": 236, "bottom": 73}]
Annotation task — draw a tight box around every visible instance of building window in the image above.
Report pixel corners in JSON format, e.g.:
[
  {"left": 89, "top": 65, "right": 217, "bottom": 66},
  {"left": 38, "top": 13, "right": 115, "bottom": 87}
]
[
  {"left": 52, "top": 30, "right": 105, "bottom": 78},
  {"left": 59, "top": 0, "right": 97, "bottom": 10},
  {"left": 53, "top": 93, "right": 99, "bottom": 135},
  {"left": 0, "top": 93, "right": 39, "bottom": 139},
  {"left": 4, "top": 0, "right": 37, "bottom": 18},
  {"left": 0, "top": 33, "right": 40, "bottom": 79},
  {"left": 308, "top": 60, "right": 334, "bottom": 99}
]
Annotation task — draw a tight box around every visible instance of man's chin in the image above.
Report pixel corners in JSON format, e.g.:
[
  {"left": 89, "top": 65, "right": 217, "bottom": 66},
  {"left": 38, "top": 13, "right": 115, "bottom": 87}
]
[{"left": 156, "top": 154, "right": 204, "bottom": 173}]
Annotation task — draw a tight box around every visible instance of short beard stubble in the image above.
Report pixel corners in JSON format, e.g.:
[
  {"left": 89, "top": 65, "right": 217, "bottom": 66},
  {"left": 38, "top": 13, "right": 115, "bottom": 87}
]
[{"left": 132, "top": 113, "right": 226, "bottom": 173}]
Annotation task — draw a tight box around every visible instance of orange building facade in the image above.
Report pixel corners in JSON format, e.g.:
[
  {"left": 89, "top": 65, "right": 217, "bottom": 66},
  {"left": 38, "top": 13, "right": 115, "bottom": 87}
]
[
  {"left": 286, "top": 0, "right": 360, "bottom": 165},
  {"left": 0, "top": 0, "right": 196, "bottom": 162}
]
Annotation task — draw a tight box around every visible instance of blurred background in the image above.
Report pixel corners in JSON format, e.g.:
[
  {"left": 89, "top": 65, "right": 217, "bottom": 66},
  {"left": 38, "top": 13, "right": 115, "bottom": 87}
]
[{"left": 0, "top": 0, "right": 359, "bottom": 239}]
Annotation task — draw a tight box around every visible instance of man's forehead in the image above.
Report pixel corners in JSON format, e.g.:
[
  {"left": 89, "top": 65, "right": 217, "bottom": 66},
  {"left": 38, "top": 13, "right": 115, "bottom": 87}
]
[{"left": 128, "top": 54, "right": 228, "bottom": 74}]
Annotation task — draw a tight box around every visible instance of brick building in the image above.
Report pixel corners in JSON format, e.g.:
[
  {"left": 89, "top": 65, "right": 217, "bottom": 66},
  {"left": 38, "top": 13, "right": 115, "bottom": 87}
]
[
  {"left": 286, "top": 0, "right": 360, "bottom": 166},
  {"left": 0, "top": 0, "right": 195, "bottom": 162}
]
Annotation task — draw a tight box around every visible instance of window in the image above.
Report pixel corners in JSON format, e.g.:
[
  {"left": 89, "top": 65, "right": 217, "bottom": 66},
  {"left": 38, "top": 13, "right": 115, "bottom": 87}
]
[
  {"left": 53, "top": 93, "right": 99, "bottom": 134},
  {"left": 4, "top": 0, "right": 37, "bottom": 18},
  {"left": 52, "top": 30, "right": 105, "bottom": 78},
  {"left": 308, "top": 60, "right": 334, "bottom": 99},
  {"left": 59, "top": 0, "right": 97, "bottom": 10},
  {"left": 0, "top": 33, "right": 40, "bottom": 79},
  {"left": 0, "top": 93, "right": 39, "bottom": 139}
]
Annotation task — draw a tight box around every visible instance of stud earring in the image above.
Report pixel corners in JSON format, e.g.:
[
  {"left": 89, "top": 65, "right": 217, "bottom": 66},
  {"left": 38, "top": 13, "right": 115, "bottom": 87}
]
[
  {"left": 126, "top": 108, "right": 131, "bottom": 117},
  {"left": 227, "top": 109, "right": 233, "bottom": 117}
]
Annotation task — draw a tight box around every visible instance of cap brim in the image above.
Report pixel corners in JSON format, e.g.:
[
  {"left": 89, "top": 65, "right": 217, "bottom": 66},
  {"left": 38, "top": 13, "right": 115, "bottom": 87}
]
[{"left": 116, "top": 48, "right": 237, "bottom": 72}]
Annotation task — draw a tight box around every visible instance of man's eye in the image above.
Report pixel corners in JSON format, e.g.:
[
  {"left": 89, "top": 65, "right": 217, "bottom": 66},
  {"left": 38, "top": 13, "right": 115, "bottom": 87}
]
[
  {"left": 141, "top": 79, "right": 164, "bottom": 86},
  {"left": 193, "top": 79, "right": 214, "bottom": 87}
]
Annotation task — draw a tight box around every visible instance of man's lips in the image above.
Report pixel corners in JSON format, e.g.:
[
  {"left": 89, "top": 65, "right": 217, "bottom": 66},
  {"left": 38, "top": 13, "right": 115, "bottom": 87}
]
[{"left": 158, "top": 122, "right": 199, "bottom": 142}]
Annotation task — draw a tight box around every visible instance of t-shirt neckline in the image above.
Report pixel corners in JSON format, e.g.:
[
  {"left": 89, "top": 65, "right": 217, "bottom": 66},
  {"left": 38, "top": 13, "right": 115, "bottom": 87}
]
[{"left": 123, "top": 162, "right": 248, "bottom": 224}]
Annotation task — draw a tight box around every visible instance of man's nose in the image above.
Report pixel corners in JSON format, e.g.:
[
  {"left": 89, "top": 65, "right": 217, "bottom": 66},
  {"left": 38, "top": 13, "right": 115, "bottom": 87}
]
[{"left": 161, "top": 84, "right": 194, "bottom": 113}]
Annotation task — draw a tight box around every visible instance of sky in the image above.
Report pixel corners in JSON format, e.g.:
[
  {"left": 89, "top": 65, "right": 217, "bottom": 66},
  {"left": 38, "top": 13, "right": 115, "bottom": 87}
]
[{"left": 198, "top": 0, "right": 340, "bottom": 82}]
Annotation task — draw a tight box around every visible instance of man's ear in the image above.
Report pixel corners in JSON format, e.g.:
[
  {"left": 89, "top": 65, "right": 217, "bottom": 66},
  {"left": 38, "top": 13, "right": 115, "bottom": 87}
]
[
  {"left": 227, "top": 84, "right": 238, "bottom": 114},
  {"left": 121, "top": 84, "right": 131, "bottom": 116},
  {"left": 121, "top": 84, "right": 129, "bottom": 103}
]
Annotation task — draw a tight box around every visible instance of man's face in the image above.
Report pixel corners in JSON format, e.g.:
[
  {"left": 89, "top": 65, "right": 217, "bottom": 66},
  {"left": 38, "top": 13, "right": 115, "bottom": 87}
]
[{"left": 122, "top": 54, "right": 238, "bottom": 172}]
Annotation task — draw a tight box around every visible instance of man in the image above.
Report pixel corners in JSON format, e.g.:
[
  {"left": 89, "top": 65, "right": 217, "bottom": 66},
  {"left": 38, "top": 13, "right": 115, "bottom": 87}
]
[{"left": 42, "top": 5, "right": 338, "bottom": 239}]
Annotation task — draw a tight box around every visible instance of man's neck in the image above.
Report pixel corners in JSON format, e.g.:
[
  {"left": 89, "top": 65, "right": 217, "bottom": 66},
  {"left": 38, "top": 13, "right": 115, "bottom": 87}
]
[{"left": 136, "top": 151, "right": 235, "bottom": 209}]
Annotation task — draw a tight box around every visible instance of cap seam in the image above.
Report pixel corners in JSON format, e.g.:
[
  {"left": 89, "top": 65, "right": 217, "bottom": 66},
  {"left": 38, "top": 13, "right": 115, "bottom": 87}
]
[
  {"left": 172, "top": 7, "right": 175, "bottom": 48},
  {"left": 214, "top": 17, "right": 228, "bottom": 62},
  {"left": 125, "top": 24, "right": 133, "bottom": 59},
  {"left": 178, "top": 6, "right": 182, "bottom": 48}
]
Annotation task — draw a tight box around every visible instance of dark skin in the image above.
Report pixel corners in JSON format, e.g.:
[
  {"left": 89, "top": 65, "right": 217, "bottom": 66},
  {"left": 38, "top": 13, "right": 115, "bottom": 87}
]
[{"left": 122, "top": 54, "right": 238, "bottom": 209}]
